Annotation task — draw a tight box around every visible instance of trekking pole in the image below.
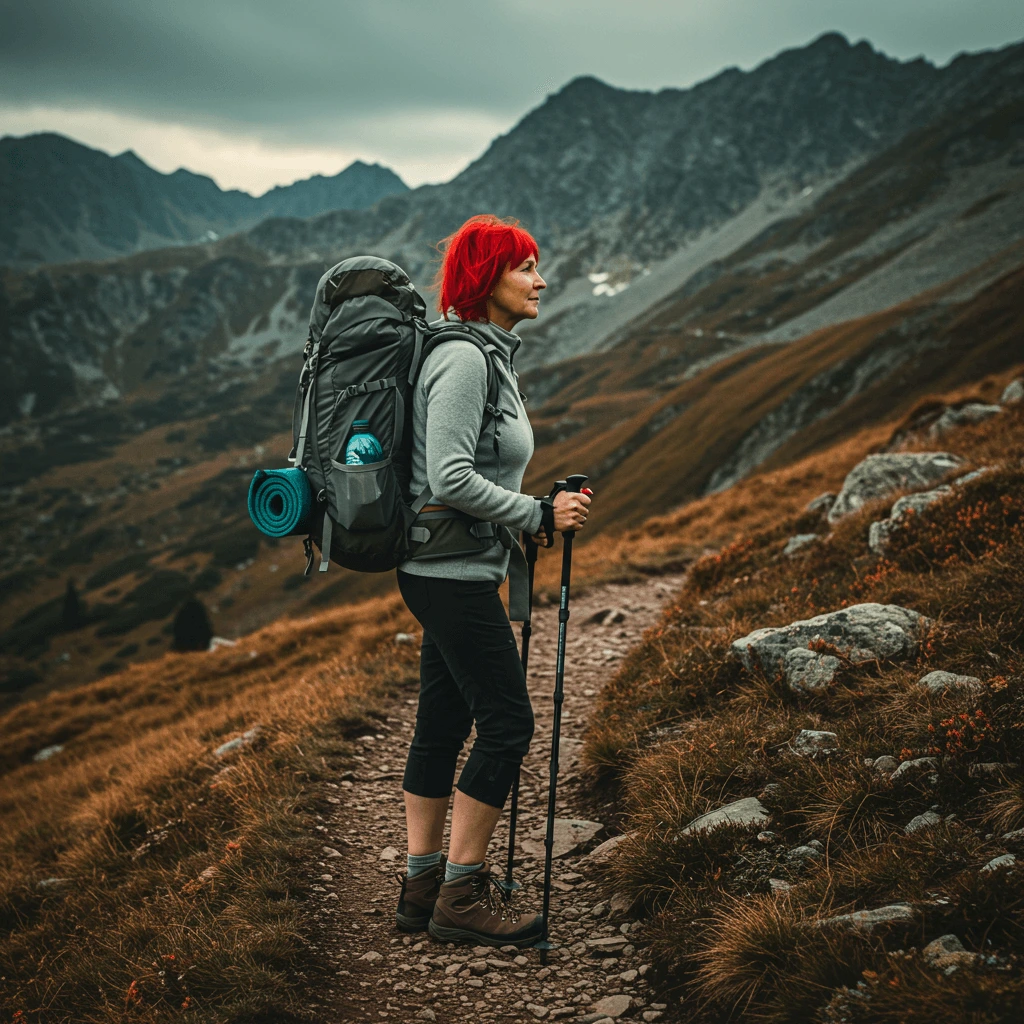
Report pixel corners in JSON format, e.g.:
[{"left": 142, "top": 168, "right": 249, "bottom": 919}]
[
  {"left": 536, "top": 473, "right": 589, "bottom": 951},
  {"left": 499, "top": 531, "right": 539, "bottom": 896}
]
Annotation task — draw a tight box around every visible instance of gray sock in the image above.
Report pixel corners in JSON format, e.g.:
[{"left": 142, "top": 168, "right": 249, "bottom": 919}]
[
  {"left": 407, "top": 850, "right": 442, "bottom": 878},
  {"left": 445, "top": 858, "right": 484, "bottom": 883}
]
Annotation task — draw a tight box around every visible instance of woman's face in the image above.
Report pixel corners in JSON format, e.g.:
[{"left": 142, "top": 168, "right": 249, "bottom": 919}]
[{"left": 487, "top": 253, "right": 546, "bottom": 330}]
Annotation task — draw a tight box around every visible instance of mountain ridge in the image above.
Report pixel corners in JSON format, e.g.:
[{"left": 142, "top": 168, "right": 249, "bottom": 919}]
[{"left": 0, "top": 132, "right": 409, "bottom": 267}]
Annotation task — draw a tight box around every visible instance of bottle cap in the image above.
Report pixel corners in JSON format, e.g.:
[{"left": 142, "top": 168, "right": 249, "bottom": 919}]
[{"left": 352, "top": 419, "right": 370, "bottom": 428}]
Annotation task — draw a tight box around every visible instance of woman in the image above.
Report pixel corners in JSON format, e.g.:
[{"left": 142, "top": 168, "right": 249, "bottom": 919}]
[{"left": 394, "top": 214, "right": 593, "bottom": 947}]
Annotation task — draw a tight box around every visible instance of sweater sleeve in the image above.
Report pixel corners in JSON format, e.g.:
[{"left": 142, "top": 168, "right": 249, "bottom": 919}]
[{"left": 421, "top": 341, "right": 543, "bottom": 535}]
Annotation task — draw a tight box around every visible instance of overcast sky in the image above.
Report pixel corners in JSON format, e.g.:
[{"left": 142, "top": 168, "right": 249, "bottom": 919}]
[{"left": 1, "top": 0, "right": 1022, "bottom": 194}]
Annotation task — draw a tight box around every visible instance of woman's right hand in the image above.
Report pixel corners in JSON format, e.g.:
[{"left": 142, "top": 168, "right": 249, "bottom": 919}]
[{"left": 552, "top": 489, "right": 591, "bottom": 533}]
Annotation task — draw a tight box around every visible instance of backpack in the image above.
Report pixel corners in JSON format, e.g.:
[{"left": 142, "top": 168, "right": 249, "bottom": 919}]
[{"left": 288, "top": 255, "right": 506, "bottom": 575}]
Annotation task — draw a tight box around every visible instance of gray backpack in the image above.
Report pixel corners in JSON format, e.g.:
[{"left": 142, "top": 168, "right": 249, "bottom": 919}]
[{"left": 290, "top": 255, "right": 506, "bottom": 575}]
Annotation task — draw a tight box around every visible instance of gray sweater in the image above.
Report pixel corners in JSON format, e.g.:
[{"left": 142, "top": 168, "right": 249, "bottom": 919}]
[{"left": 398, "top": 318, "right": 543, "bottom": 582}]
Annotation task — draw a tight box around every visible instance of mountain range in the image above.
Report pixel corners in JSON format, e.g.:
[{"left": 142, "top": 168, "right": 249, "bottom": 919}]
[
  {"left": 0, "top": 132, "right": 408, "bottom": 267},
  {"left": 1, "top": 30, "right": 1023, "bottom": 701}
]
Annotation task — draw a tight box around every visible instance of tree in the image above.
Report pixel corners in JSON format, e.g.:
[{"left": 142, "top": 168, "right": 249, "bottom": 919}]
[
  {"left": 172, "top": 597, "right": 213, "bottom": 652},
  {"left": 61, "top": 579, "right": 83, "bottom": 630}
]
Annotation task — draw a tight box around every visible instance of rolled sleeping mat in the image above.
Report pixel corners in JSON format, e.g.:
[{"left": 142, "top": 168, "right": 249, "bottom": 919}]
[{"left": 248, "top": 468, "right": 314, "bottom": 537}]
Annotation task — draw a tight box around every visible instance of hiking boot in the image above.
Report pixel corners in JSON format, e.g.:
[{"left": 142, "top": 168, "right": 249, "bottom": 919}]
[
  {"left": 395, "top": 855, "right": 446, "bottom": 932},
  {"left": 428, "top": 862, "right": 543, "bottom": 948}
]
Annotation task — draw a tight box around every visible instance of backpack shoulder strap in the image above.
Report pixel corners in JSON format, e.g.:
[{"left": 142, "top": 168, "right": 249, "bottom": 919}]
[{"left": 413, "top": 327, "right": 501, "bottom": 418}]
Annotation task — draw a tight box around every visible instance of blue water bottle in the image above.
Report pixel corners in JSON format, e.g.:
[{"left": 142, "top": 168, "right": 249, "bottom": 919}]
[{"left": 344, "top": 420, "right": 384, "bottom": 465}]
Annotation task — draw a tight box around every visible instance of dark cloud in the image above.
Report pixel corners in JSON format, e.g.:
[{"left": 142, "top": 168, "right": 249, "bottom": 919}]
[{"left": 1, "top": 0, "right": 1022, "bottom": 186}]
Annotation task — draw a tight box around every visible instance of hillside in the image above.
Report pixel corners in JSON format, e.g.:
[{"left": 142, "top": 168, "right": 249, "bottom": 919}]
[
  {"left": 2, "top": 31, "right": 1024, "bottom": 705},
  {"left": 0, "top": 133, "right": 408, "bottom": 267},
  {"left": 2, "top": 365, "right": 1022, "bottom": 1022}
]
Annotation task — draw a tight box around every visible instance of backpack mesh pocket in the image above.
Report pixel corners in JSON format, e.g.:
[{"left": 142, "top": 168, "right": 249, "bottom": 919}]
[{"left": 328, "top": 456, "right": 398, "bottom": 531}]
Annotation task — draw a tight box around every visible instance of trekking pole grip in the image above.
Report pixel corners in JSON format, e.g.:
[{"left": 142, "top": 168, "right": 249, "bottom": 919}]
[{"left": 563, "top": 474, "right": 589, "bottom": 537}]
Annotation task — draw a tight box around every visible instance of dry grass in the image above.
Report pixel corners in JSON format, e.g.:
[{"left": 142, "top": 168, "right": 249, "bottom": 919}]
[
  {"left": 578, "top": 386, "right": 1024, "bottom": 1021},
  {"left": 0, "top": 592, "right": 418, "bottom": 1022}
]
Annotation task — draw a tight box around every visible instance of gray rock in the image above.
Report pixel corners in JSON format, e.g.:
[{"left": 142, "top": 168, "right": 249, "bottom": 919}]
[
  {"left": 787, "top": 844, "right": 823, "bottom": 862},
  {"left": 917, "top": 670, "right": 983, "bottom": 695},
  {"left": 1002, "top": 379, "right": 1024, "bottom": 405},
  {"left": 581, "top": 832, "right": 632, "bottom": 869},
  {"left": 769, "top": 878, "right": 793, "bottom": 894},
  {"left": 732, "top": 603, "right": 928, "bottom": 692},
  {"left": 868, "top": 486, "right": 952, "bottom": 553},
  {"left": 981, "top": 853, "right": 1017, "bottom": 874},
  {"left": 806, "top": 492, "right": 837, "bottom": 515},
  {"left": 953, "top": 466, "right": 994, "bottom": 486},
  {"left": 791, "top": 729, "right": 840, "bottom": 755},
  {"left": 922, "top": 933, "right": 977, "bottom": 972},
  {"left": 681, "top": 796, "right": 770, "bottom": 836},
  {"left": 32, "top": 744, "right": 64, "bottom": 762},
  {"left": 828, "top": 453, "right": 963, "bottom": 522},
  {"left": 213, "top": 725, "right": 263, "bottom": 758},
  {"left": 592, "top": 995, "right": 632, "bottom": 1019},
  {"left": 817, "top": 903, "right": 916, "bottom": 934},
  {"left": 783, "top": 648, "right": 841, "bottom": 693},
  {"left": 783, "top": 533, "right": 819, "bottom": 557},
  {"left": 1002, "top": 828, "right": 1024, "bottom": 842},
  {"left": 415, "top": 1010, "right": 438, "bottom": 1021},
  {"left": 905, "top": 810, "right": 942, "bottom": 833},
  {"left": 378, "top": 846, "right": 400, "bottom": 862},
  {"left": 36, "top": 876, "right": 72, "bottom": 891},
  {"left": 873, "top": 755, "right": 899, "bottom": 774},
  {"left": 890, "top": 757, "right": 940, "bottom": 783},
  {"left": 522, "top": 818, "right": 604, "bottom": 859},
  {"left": 358, "top": 950, "right": 383, "bottom": 962},
  {"left": 928, "top": 403, "right": 1003, "bottom": 439}
]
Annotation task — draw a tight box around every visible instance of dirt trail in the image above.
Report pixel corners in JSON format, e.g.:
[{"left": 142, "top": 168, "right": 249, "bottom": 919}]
[{"left": 304, "top": 574, "right": 684, "bottom": 1023}]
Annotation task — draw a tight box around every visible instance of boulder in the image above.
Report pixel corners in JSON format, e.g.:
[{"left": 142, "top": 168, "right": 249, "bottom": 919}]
[
  {"left": 32, "top": 744, "right": 65, "bottom": 762},
  {"left": 783, "top": 533, "right": 819, "bottom": 557},
  {"left": 828, "top": 453, "right": 963, "bottom": 523},
  {"left": 213, "top": 725, "right": 264, "bottom": 758},
  {"left": 36, "top": 877, "right": 72, "bottom": 891},
  {"left": 953, "top": 467, "right": 994, "bottom": 486},
  {"left": 917, "top": 670, "right": 983, "bottom": 695},
  {"left": 929, "top": 403, "right": 1003, "bottom": 439},
  {"left": 806, "top": 492, "right": 837, "bottom": 515},
  {"left": 732, "top": 603, "right": 929, "bottom": 693},
  {"left": 905, "top": 810, "right": 942, "bottom": 834},
  {"left": 816, "top": 903, "right": 916, "bottom": 935},
  {"left": 522, "top": 819, "right": 604, "bottom": 859},
  {"left": 680, "top": 796, "right": 770, "bottom": 836},
  {"left": 872, "top": 755, "right": 899, "bottom": 774},
  {"left": 592, "top": 995, "right": 632, "bottom": 1019},
  {"left": 783, "top": 648, "right": 841, "bottom": 693},
  {"left": 791, "top": 729, "right": 840, "bottom": 755},
  {"left": 981, "top": 853, "right": 1017, "bottom": 874},
  {"left": 923, "top": 934, "right": 978, "bottom": 972},
  {"left": 1002, "top": 378, "right": 1024, "bottom": 405},
  {"left": 580, "top": 832, "right": 633, "bottom": 869},
  {"left": 890, "top": 757, "right": 939, "bottom": 784},
  {"left": 787, "top": 843, "right": 824, "bottom": 863},
  {"left": 868, "top": 486, "right": 952, "bottom": 553}
]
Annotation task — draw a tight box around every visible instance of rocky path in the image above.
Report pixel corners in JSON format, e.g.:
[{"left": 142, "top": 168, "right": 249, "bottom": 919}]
[{"left": 303, "top": 575, "right": 685, "bottom": 1023}]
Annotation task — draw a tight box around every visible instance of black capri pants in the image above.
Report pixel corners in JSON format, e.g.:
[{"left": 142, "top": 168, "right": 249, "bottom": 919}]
[{"left": 397, "top": 570, "right": 535, "bottom": 810}]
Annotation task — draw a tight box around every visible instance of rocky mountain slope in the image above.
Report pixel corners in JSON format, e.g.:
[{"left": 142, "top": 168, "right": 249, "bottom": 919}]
[
  {"left": 0, "top": 132, "right": 408, "bottom": 266},
  {"left": 2, "top": 31, "right": 1024, "bottom": 702}
]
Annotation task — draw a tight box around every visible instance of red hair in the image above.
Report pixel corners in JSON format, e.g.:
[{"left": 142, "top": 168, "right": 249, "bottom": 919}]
[{"left": 434, "top": 214, "right": 539, "bottom": 321}]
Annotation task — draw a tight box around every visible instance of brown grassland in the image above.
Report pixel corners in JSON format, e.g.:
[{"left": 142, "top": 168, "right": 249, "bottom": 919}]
[
  {"left": 2, "top": 361, "right": 1023, "bottom": 1022},
  {"left": 584, "top": 379, "right": 1024, "bottom": 1021}
]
